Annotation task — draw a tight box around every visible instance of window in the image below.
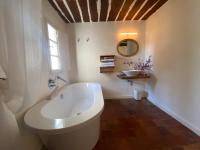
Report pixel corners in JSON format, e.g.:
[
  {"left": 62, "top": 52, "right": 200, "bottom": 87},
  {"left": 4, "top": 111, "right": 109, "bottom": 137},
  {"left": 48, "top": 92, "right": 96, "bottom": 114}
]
[{"left": 47, "top": 23, "right": 61, "bottom": 71}]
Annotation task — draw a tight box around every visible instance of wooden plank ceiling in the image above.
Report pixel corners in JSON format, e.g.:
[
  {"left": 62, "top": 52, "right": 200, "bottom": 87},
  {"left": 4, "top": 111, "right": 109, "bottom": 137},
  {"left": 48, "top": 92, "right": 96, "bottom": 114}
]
[{"left": 48, "top": 0, "right": 168, "bottom": 23}]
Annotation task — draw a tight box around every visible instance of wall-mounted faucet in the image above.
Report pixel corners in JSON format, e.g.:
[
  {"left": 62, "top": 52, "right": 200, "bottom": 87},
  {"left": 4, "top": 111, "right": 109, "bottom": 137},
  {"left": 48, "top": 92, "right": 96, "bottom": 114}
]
[
  {"left": 56, "top": 76, "right": 67, "bottom": 83},
  {"left": 48, "top": 76, "right": 67, "bottom": 89},
  {"left": 48, "top": 79, "right": 56, "bottom": 88}
]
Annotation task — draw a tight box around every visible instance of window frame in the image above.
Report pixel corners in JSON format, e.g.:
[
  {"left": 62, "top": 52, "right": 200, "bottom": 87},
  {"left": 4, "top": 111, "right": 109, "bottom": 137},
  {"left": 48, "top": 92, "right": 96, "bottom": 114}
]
[{"left": 46, "top": 22, "right": 62, "bottom": 73}]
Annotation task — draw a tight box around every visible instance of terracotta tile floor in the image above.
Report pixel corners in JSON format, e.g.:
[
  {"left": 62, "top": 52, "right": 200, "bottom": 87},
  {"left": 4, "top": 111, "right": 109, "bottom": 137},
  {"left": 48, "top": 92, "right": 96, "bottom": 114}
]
[{"left": 93, "top": 99, "right": 200, "bottom": 150}]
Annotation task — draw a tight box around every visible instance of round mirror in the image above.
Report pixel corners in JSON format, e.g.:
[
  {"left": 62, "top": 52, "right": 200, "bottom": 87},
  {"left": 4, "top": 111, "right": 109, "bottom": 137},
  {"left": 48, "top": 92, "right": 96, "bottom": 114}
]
[{"left": 117, "top": 39, "right": 139, "bottom": 57}]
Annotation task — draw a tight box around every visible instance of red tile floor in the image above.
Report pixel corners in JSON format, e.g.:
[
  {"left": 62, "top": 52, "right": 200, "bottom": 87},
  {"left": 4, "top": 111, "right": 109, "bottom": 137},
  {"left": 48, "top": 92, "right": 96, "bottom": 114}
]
[{"left": 93, "top": 99, "right": 200, "bottom": 150}]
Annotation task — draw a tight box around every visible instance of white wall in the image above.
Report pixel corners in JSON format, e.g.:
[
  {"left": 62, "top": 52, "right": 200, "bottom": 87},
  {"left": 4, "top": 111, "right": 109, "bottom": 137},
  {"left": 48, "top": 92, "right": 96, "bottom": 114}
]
[
  {"left": 42, "top": 0, "right": 74, "bottom": 84},
  {"left": 145, "top": 0, "right": 200, "bottom": 135},
  {"left": 67, "top": 22, "right": 146, "bottom": 98},
  {"left": 0, "top": 0, "right": 72, "bottom": 150}
]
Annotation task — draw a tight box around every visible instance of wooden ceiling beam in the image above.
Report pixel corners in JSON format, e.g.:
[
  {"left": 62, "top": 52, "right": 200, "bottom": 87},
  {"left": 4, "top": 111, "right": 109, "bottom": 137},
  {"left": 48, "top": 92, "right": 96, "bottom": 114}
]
[
  {"left": 49, "top": 0, "right": 168, "bottom": 23},
  {"left": 89, "top": 0, "right": 98, "bottom": 22},
  {"left": 108, "top": 0, "right": 124, "bottom": 21},
  {"left": 57, "top": 0, "right": 74, "bottom": 22},
  {"left": 125, "top": 0, "right": 145, "bottom": 20},
  {"left": 141, "top": 0, "right": 168, "bottom": 20},
  {"left": 78, "top": 0, "right": 90, "bottom": 22},
  {"left": 48, "top": 0, "right": 70, "bottom": 23},
  {"left": 65, "top": 0, "right": 82, "bottom": 22},
  {"left": 117, "top": 0, "right": 134, "bottom": 21},
  {"left": 100, "top": 0, "right": 109, "bottom": 21},
  {"left": 134, "top": 0, "right": 159, "bottom": 20}
]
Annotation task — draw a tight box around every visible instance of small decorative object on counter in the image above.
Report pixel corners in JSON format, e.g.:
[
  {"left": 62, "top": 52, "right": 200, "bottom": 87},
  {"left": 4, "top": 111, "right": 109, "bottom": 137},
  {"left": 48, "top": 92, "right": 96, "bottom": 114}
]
[
  {"left": 133, "top": 56, "right": 153, "bottom": 72},
  {"left": 123, "top": 56, "right": 153, "bottom": 75}
]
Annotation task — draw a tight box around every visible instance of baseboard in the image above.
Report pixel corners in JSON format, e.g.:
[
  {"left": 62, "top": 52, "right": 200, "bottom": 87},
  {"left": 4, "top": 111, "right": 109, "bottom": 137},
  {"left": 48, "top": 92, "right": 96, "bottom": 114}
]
[
  {"left": 104, "top": 95, "right": 133, "bottom": 100},
  {"left": 148, "top": 98, "right": 200, "bottom": 136}
]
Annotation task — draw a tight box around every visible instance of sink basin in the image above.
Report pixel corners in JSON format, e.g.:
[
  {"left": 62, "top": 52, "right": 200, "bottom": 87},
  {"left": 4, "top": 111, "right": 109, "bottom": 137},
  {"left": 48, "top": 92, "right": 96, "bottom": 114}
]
[{"left": 121, "top": 70, "right": 142, "bottom": 76}]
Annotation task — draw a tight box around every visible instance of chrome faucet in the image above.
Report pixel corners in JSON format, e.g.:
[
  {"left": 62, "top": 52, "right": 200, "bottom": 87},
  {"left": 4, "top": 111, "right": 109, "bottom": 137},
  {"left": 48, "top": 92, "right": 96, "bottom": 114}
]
[
  {"left": 47, "top": 76, "right": 67, "bottom": 100},
  {"left": 48, "top": 79, "right": 56, "bottom": 88},
  {"left": 56, "top": 76, "right": 67, "bottom": 83},
  {"left": 48, "top": 76, "right": 67, "bottom": 89}
]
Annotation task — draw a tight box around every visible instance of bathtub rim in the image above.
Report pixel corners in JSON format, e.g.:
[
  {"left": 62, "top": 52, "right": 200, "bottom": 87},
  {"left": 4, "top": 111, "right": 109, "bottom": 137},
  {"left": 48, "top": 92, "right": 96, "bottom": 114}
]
[{"left": 24, "top": 82, "right": 104, "bottom": 135}]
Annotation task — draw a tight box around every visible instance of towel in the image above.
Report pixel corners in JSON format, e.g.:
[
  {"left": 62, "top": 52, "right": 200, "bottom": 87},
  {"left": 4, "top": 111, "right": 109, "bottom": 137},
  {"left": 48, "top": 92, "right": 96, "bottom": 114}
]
[
  {"left": 101, "top": 59, "right": 114, "bottom": 62},
  {"left": 100, "top": 62, "right": 114, "bottom": 65},
  {"left": 100, "top": 62, "right": 115, "bottom": 67}
]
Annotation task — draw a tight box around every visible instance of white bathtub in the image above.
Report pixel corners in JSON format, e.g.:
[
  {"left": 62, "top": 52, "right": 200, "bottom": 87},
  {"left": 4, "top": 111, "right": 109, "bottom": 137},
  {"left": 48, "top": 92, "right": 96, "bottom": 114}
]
[{"left": 24, "top": 83, "right": 104, "bottom": 150}]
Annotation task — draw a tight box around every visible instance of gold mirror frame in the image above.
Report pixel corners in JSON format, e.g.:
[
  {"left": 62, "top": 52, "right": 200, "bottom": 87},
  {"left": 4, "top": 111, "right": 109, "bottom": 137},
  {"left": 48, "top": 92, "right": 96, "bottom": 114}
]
[{"left": 117, "top": 39, "right": 139, "bottom": 57}]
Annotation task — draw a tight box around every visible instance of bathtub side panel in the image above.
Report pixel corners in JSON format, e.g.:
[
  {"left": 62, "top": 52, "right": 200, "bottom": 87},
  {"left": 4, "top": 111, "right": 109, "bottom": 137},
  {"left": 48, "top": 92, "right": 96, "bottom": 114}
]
[{"left": 40, "top": 116, "right": 100, "bottom": 150}]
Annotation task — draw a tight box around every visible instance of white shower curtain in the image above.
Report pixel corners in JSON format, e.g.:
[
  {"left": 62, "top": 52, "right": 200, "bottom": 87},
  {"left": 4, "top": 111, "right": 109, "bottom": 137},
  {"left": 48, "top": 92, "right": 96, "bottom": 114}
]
[
  {"left": 0, "top": 0, "right": 72, "bottom": 149},
  {"left": 0, "top": 0, "right": 43, "bottom": 149},
  {"left": 0, "top": 95, "right": 22, "bottom": 150}
]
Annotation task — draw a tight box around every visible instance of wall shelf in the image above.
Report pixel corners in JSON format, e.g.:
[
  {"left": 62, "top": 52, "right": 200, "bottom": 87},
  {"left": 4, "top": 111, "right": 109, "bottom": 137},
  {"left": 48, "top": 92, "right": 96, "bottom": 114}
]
[
  {"left": 117, "top": 73, "right": 150, "bottom": 85},
  {"left": 117, "top": 73, "right": 150, "bottom": 80},
  {"left": 100, "top": 55, "right": 115, "bottom": 73}
]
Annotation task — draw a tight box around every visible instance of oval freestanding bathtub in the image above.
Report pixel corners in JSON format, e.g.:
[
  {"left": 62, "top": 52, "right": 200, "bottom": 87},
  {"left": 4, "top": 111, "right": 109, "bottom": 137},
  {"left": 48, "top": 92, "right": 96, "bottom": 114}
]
[{"left": 24, "top": 83, "right": 104, "bottom": 150}]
